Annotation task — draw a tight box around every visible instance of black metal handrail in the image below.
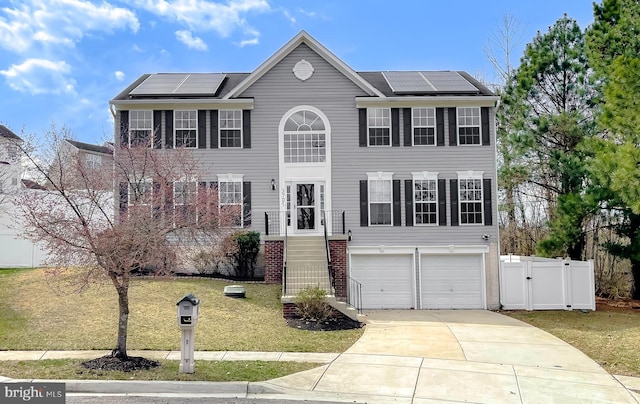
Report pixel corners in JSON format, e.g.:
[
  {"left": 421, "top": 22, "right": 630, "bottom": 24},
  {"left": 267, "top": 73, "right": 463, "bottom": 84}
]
[
  {"left": 347, "top": 276, "right": 363, "bottom": 314},
  {"left": 323, "top": 210, "right": 335, "bottom": 295},
  {"left": 264, "top": 210, "right": 345, "bottom": 236}
]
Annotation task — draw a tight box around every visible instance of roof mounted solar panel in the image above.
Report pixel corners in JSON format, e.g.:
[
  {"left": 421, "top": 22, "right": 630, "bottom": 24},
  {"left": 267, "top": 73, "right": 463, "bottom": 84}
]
[
  {"left": 130, "top": 73, "right": 226, "bottom": 96},
  {"left": 421, "top": 71, "right": 479, "bottom": 93},
  {"left": 383, "top": 71, "right": 435, "bottom": 93}
]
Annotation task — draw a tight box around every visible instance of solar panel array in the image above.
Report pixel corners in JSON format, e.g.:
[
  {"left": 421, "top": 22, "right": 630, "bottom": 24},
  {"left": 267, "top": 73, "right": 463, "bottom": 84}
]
[
  {"left": 130, "top": 73, "right": 227, "bottom": 96},
  {"left": 383, "top": 71, "right": 479, "bottom": 94}
]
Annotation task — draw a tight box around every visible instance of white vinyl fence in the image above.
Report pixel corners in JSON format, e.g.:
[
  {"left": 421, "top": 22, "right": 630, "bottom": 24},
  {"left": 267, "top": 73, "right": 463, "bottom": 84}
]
[
  {"left": 499, "top": 257, "right": 595, "bottom": 311},
  {"left": 0, "top": 233, "right": 47, "bottom": 268}
]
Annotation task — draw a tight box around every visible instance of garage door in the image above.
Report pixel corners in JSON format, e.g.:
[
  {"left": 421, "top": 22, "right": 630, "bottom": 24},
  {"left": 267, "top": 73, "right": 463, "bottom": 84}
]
[
  {"left": 421, "top": 254, "right": 483, "bottom": 309},
  {"left": 350, "top": 254, "right": 414, "bottom": 309}
]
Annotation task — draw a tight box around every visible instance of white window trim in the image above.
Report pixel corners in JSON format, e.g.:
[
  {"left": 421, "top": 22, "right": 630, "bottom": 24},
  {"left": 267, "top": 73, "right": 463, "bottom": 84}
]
[
  {"left": 173, "top": 180, "right": 197, "bottom": 206},
  {"left": 85, "top": 153, "right": 101, "bottom": 169},
  {"left": 219, "top": 110, "right": 243, "bottom": 148},
  {"left": 367, "top": 107, "right": 391, "bottom": 147},
  {"left": 174, "top": 110, "right": 198, "bottom": 149},
  {"left": 457, "top": 171, "right": 484, "bottom": 225},
  {"left": 129, "top": 110, "right": 154, "bottom": 148},
  {"left": 412, "top": 107, "right": 436, "bottom": 147},
  {"left": 412, "top": 171, "right": 438, "bottom": 226},
  {"left": 366, "top": 171, "right": 393, "bottom": 226},
  {"left": 217, "top": 173, "right": 244, "bottom": 227},
  {"left": 457, "top": 106, "right": 481, "bottom": 146}
]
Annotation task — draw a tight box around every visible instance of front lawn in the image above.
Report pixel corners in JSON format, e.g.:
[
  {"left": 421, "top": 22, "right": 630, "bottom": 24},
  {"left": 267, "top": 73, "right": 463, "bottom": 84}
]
[
  {"left": 504, "top": 302, "right": 640, "bottom": 377},
  {"left": 0, "top": 268, "right": 363, "bottom": 353}
]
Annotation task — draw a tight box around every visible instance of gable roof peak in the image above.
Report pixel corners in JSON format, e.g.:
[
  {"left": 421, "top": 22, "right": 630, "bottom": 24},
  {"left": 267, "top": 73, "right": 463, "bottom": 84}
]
[{"left": 223, "top": 30, "right": 384, "bottom": 99}]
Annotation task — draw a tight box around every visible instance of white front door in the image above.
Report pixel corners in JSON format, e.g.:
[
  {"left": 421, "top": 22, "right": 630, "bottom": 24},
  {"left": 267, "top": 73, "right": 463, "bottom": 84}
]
[{"left": 295, "top": 183, "right": 317, "bottom": 233}]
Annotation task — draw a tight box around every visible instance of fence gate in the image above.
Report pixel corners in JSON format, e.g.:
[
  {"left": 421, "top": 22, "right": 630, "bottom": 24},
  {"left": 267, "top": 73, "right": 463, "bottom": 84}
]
[{"left": 499, "top": 258, "right": 595, "bottom": 311}]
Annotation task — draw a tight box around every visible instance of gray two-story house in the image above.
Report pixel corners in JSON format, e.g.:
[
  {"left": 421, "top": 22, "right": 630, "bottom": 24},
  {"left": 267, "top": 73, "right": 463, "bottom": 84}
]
[{"left": 110, "top": 31, "right": 500, "bottom": 311}]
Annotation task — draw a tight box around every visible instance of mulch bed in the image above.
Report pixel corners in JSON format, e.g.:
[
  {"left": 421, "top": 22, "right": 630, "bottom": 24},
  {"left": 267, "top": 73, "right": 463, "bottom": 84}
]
[
  {"left": 81, "top": 356, "right": 160, "bottom": 372},
  {"left": 596, "top": 297, "right": 640, "bottom": 312},
  {"left": 286, "top": 317, "right": 363, "bottom": 331}
]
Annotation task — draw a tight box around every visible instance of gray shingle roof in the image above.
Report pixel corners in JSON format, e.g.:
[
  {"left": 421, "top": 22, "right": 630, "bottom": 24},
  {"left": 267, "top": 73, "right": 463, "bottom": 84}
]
[
  {"left": 66, "top": 139, "right": 113, "bottom": 155},
  {"left": 0, "top": 125, "right": 22, "bottom": 141}
]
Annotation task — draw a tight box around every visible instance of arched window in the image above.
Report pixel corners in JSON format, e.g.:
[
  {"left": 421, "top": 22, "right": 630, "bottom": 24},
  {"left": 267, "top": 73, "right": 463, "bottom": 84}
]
[{"left": 283, "top": 110, "right": 326, "bottom": 163}]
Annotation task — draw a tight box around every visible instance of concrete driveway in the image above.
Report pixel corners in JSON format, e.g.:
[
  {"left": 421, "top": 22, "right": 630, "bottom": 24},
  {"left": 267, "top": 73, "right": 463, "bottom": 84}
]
[{"left": 264, "top": 310, "right": 638, "bottom": 403}]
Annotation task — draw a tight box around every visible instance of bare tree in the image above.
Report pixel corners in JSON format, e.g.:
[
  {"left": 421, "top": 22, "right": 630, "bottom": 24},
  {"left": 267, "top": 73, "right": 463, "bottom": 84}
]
[
  {"left": 483, "top": 13, "right": 525, "bottom": 88},
  {"left": 16, "top": 126, "right": 239, "bottom": 363}
]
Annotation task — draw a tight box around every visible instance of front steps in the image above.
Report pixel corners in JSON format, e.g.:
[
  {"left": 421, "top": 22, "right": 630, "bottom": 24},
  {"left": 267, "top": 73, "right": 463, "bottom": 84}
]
[{"left": 284, "top": 236, "right": 331, "bottom": 296}]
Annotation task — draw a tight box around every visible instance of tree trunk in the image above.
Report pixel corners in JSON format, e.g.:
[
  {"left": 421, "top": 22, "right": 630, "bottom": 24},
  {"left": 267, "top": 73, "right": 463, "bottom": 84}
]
[{"left": 112, "top": 284, "right": 130, "bottom": 359}]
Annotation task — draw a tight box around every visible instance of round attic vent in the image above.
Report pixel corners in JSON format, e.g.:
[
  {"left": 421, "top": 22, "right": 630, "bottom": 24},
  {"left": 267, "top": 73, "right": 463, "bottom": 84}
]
[{"left": 293, "top": 59, "right": 314, "bottom": 81}]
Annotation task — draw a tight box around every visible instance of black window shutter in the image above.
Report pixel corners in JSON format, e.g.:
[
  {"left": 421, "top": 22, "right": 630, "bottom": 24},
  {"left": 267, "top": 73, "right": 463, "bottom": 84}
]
[
  {"left": 391, "top": 108, "right": 400, "bottom": 147},
  {"left": 448, "top": 108, "right": 457, "bottom": 146},
  {"left": 438, "top": 179, "right": 447, "bottom": 226},
  {"left": 393, "top": 179, "right": 401, "bottom": 226},
  {"left": 405, "top": 179, "right": 413, "bottom": 226},
  {"left": 243, "top": 110, "right": 251, "bottom": 149},
  {"left": 210, "top": 110, "right": 219, "bottom": 149},
  {"left": 165, "top": 110, "right": 173, "bottom": 149},
  {"left": 436, "top": 108, "right": 445, "bottom": 146},
  {"left": 450, "top": 179, "right": 459, "bottom": 226},
  {"left": 243, "top": 181, "right": 251, "bottom": 227},
  {"left": 198, "top": 110, "right": 207, "bottom": 149},
  {"left": 358, "top": 109, "right": 367, "bottom": 147},
  {"left": 483, "top": 178, "right": 493, "bottom": 226},
  {"left": 119, "top": 111, "right": 129, "bottom": 146},
  {"left": 153, "top": 110, "right": 162, "bottom": 149},
  {"left": 481, "top": 107, "right": 490, "bottom": 146},
  {"left": 359, "top": 180, "right": 368, "bottom": 226},
  {"left": 403, "top": 108, "right": 412, "bottom": 146},
  {"left": 119, "top": 182, "right": 128, "bottom": 217}
]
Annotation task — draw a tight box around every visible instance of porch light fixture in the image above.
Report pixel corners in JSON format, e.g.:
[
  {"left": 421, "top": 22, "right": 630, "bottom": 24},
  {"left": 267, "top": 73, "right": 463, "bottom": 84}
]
[
  {"left": 348, "top": 229, "right": 352, "bottom": 242},
  {"left": 271, "top": 179, "right": 276, "bottom": 191}
]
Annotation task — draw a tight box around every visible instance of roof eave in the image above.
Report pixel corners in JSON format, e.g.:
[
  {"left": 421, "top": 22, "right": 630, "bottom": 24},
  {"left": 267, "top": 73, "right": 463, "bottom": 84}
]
[{"left": 355, "top": 95, "right": 500, "bottom": 108}]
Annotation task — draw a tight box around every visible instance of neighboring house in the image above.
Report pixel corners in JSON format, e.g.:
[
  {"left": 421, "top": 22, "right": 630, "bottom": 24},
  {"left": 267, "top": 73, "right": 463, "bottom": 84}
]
[
  {"left": 48, "top": 139, "right": 114, "bottom": 190},
  {"left": 110, "top": 31, "right": 500, "bottom": 311},
  {"left": 0, "top": 125, "right": 47, "bottom": 268}
]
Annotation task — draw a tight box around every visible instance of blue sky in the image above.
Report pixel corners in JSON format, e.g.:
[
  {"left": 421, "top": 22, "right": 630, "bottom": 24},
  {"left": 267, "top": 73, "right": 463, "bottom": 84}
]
[{"left": 0, "top": 0, "right": 596, "bottom": 145}]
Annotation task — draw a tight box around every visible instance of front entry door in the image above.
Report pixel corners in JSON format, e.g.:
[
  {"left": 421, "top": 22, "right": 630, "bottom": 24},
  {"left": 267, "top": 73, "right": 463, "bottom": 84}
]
[{"left": 296, "top": 183, "right": 316, "bottom": 231}]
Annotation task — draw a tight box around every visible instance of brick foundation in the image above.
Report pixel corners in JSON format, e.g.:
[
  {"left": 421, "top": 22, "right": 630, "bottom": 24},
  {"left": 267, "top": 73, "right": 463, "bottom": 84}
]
[
  {"left": 329, "top": 239, "right": 348, "bottom": 300},
  {"left": 264, "top": 240, "right": 283, "bottom": 284}
]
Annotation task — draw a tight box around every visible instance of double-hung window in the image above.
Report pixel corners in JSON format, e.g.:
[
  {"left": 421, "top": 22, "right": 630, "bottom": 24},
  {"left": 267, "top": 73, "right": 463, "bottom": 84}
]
[
  {"left": 458, "top": 172, "right": 483, "bottom": 224},
  {"left": 6, "top": 143, "right": 17, "bottom": 161},
  {"left": 219, "top": 110, "right": 242, "bottom": 148},
  {"left": 367, "top": 108, "right": 391, "bottom": 146},
  {"left": 129, "top": 110, "right": 153, "bottom": 147},
  {"left": 85, "top": 153, "right": 101, "bottom": 170},
  {"left": 413, "top": 172, "right": 438, "bottom": 225},
  {"left": 175, "top": 110, "right": 197, "bottom": 148},
  {"left": 128, "top": 178, "right": 153, "bottom": 209},
  {"left": 457, "top": 107, "right": 481, "bottom": 145},
  {"left": 367, "top": 172, "right": 393, "bottom": 225},
  {"left": 413, "top": 108, "right": 436, "bottom": 146},
  {"left": 218, "top": 174, "right": 243, "bottom": 226},
  {"left": 174, "top": 180, "right": 197, "bottom": 222}
]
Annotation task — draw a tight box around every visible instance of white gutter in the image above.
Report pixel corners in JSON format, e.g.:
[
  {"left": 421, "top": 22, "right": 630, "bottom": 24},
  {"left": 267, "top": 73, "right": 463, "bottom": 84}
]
[
  {"left": 109, "top": 99, "right": 254, "bottom": 109},
  {"left": 355, "top": 96, "right": 500, "bottom": 108}
]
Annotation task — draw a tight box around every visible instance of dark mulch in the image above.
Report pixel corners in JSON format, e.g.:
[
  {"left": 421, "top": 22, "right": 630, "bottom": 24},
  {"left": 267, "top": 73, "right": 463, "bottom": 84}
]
[
  {"left": 81, "top": 356, "right": 160, "bottom": 372},
  {"left": 286, "top": 317, "right": 364, "bottom": 331}
]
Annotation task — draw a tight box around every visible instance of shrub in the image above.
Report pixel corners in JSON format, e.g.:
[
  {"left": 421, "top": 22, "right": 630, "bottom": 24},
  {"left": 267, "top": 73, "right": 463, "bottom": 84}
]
[
  {"left": 230, "top": 230, "right": 260, "bottom": 278},
  {"left": 295, "top": 286, "right": 333, "bottom": 321}
]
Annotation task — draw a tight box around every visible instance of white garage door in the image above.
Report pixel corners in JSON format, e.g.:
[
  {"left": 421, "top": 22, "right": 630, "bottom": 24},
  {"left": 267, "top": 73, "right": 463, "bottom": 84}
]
[
  {"left": 421, "top": 254, "right": 484, "bottom": 309},
  {"left": 350, "top": 254, "right": 414, "bottom": 309}
]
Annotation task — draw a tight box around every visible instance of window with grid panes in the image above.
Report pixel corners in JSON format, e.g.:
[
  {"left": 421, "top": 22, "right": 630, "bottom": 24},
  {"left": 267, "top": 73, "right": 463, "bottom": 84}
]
[
  {"left": 368, "top": 178, "right": 392, "bottom": 225},
  {"left": 457, "top": 107, "right": 481, "bottom": 145},
  {"left": 284, "top": 109, "right": 326, "bottom": 163},
  {"left": 413, "top": 108, "right": 436, "bottom": 145},
  {"left": 459, "top": 177, "right": 483, "bottom": 224},
  {"left": 414, "top": 179, "right": 438, "bottom": 224},
  {"left": 175, "top": 110, "right": 197, "bottom": 148},
  {"left": 219, "top": 110, "right": 242, "bottom": 148},
  {"left": 219, "top": 179, "right": 243, "bottom": 226},
  {"left": 367, "top": 108, "right": 390, "bottom": 146},
  {"left": 129, "top": 110, "right": 153, "bottom": 146}
]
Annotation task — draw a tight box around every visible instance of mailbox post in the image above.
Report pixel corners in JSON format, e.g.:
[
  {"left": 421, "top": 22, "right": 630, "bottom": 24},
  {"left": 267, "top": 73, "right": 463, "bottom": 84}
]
[{"left": 176, "top": 293, "right": 199, "bottom": 373}]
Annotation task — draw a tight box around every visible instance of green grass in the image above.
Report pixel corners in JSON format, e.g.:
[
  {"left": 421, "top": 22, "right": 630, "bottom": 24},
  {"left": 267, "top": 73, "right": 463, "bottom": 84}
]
[
  {"left": 0, "top": 359, "right": 320, "bottom": 381},
  {"left": 505, "top": 307, "right": 640, "bottom": 377},
  {"left": 0, "top": 268, "right": 363, "bottom": 353}
]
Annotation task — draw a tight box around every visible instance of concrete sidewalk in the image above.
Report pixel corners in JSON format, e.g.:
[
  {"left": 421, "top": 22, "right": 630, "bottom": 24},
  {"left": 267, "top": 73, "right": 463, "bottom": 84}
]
[{"left": 1, "top": 310, "right": 640, "bottom": 403}]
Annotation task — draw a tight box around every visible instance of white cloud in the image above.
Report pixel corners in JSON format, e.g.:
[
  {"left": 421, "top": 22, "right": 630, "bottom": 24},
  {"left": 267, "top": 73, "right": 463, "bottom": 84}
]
[
  {"left": 238, "top": 37, "right": 259, "bottom": 47},
  {"left": 282, "top": 10, "right": 296, "bottom": 24},
  {"left": 114, "top": 71, "right": 125, "bottom": 81},
  {"left": 175, "top": 30, "right": 208, "bottom": 51},
  {"left": 0, "top": 58, "right": 76, "bottom": 95},
  {"left": 128, "top": 0, "right": 269, "bottom": 38},
  {"left": 0, "top": 0, "right": 140, "bottom": 53}
]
